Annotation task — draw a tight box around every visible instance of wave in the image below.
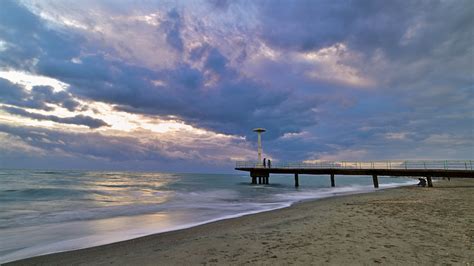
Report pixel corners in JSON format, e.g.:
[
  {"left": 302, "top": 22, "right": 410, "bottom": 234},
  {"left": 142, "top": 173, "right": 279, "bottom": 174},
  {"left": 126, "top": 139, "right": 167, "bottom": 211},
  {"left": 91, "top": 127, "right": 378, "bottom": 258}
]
[
  {"left": 273, "top": 180, "right": 416, "bottom": 202},
  {"left": 0, "top": 170, "right": 418, "bottom": 264},
  {"left": 0, "top": 189, "right": 242, "bottom": 229},
  {"left": 32, "top": 171, "right": 72, "bottom": 175},
  {"left": 0, "top": 181, "right": 417, "bottom": 264},
  {"left": 0, "top": 188, "right": 110, "bottom": 201},
  {"left": 1, "top": 204, "right": 166, "bottom": 229}
]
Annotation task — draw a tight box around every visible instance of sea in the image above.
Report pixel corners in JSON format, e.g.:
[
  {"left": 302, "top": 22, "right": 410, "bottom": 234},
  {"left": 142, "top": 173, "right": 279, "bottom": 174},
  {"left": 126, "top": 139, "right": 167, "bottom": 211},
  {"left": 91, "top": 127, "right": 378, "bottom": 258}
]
[{"left": 0, "top": 169, "right": 416, "bottom": 263}]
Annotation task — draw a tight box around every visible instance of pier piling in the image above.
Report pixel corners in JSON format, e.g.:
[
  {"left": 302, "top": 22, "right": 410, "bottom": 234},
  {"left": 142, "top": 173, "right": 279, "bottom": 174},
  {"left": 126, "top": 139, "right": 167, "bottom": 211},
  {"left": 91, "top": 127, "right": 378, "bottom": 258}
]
[
  {"left": 250, "top": 170, "right": 270, "bottom": 185},
  {"left": 330, "top": 173, "right": 335, "bottom": 187},
  {"left": 294, "top": 173, "right": 299, "bottom": 187},
  {"left": 426, "top": 176, "right": 433, "bottom": 187},
  {"left": 372, "top": 175, "right": 379, "bottom": 188}
]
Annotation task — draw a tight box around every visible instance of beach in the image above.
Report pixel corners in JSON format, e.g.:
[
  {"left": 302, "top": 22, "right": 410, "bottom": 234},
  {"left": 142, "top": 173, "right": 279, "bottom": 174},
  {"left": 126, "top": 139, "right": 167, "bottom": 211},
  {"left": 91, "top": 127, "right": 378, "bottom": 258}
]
[{"left": 8, "top": 178, "right": 473, "bottom": 265}]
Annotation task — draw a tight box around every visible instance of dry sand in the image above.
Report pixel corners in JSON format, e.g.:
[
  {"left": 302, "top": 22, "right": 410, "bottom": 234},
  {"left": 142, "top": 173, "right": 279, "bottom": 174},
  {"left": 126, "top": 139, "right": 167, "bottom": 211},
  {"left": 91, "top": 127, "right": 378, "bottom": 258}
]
[{"left": 8, "top": 179, "right": 474, "bottom": 265}]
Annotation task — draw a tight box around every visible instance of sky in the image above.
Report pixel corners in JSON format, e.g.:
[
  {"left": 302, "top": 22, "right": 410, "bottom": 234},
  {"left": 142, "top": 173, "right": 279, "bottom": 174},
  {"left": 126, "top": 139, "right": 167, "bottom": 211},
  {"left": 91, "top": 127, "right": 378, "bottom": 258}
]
[{"left": 0, "top": 0, "right": 472, "bottom": 172}]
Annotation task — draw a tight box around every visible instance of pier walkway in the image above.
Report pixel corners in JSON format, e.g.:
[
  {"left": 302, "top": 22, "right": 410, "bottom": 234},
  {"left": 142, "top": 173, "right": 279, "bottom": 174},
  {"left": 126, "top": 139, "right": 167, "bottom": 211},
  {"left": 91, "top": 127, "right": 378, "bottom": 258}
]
[{"left": 235, "top": 160, "right": 474, "bottom": 188}]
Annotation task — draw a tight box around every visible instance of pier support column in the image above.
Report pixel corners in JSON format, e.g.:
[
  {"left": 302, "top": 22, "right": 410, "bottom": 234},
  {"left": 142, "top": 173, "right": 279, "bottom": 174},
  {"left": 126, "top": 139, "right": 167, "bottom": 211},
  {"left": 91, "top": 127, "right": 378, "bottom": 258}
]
[
  {"left": 294, "top": 173, "right": 299, "bottom": 188},
  {"left": 265, "top": 177, "right": 269, "bottom": 184},
  {"left": 372, "top": 175, "right": 379, "bottom": 188},
  {"left": 250, "top": 171, "right": 269, "bottom": 185},
  {"left": 426, "top": 176, "right": 433, "bottom": 187},
  {"left": 330, "top": 173, "right": 335, "bottom": 187}
]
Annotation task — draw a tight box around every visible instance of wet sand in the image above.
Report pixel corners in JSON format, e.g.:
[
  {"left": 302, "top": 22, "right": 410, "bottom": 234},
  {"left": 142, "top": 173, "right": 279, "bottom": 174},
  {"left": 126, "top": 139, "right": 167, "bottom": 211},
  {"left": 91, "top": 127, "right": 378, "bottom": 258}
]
[{"left": 8, "top": 179, "right": 474, "bottom": 265}]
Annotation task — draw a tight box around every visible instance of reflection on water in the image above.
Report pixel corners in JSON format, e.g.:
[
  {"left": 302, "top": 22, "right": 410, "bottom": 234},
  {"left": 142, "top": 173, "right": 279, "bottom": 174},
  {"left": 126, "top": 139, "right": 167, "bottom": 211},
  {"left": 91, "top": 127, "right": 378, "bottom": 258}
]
[{"left": 0, "top": 212, "right": 179, "bottom": 263}]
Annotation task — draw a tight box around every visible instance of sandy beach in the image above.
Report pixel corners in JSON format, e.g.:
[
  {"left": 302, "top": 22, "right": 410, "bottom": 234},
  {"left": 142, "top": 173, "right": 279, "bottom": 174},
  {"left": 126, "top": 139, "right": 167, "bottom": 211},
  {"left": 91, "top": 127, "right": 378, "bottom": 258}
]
[{"left": 8, "top": 178, "right": 473, "bottom": 265}]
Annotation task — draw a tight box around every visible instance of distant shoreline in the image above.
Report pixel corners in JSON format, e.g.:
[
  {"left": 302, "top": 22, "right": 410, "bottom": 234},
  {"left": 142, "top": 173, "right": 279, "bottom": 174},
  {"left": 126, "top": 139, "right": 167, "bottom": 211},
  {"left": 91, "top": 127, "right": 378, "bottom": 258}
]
[{"left": 8, "top": 178, "right": 473, "bottom": 265}]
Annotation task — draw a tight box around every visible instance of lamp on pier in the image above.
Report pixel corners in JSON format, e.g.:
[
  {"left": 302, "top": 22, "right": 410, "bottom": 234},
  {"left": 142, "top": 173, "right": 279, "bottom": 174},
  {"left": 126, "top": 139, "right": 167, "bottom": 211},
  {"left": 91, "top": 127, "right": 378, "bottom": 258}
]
[{"left": 253, "top": 128, "right": 266, "bottom": 165}]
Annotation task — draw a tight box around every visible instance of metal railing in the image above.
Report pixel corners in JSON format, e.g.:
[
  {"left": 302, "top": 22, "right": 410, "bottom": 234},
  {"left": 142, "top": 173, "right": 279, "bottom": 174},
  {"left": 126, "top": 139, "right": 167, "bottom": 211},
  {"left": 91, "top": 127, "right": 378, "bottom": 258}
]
[{"left": 236, "top": 160, "right": 474, "bottom": 170}]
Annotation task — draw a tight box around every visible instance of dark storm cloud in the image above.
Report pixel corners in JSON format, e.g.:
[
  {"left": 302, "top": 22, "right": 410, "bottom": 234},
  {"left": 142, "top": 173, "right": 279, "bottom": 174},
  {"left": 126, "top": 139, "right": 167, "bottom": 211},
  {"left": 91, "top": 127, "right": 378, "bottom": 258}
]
[
  {"left": 255, "top": 0, "right": 474, "bottom": 98},
  {"left": 0, "top": 124, "right": 236, "bottom": 172},
  {"left": 0, "top": 123, "right": 247, "bottom": 173},
  {"left": 244, "top": 0, "right": 473, "bottom": 160},
  {"left": 0, "top": 124, "right": 161, "bottom": 162},
  {"left": 112, "top": 63, "right": 318, "bottom": 139},
  {"left": 256, "top": 0, "right": 473, "bottom": 57},
  {"left": 2, "top": 106, "right": 109, "bottom": 129},
  {"left": 0, "top": 78, "right": 29, "bottom": 107},
  {"left": 163, "top": 8, "right": 184, "bottom": 52},
  {"left": 0, "top": 0, "right": 472, "bottom": 167},
  {"left": 0, "top": 0, "right": 81, "bottom": 70},
  {"left": 30, "top": 86, "right": 81, "bottom": 111},
  {"left": 0, "top": 78, "right": 81, "bottom": 111},
  {"left": 204, "top": 48, "right": 229, "bottom": 75},
  {"left": 0, "top": 2, "right": 318, "bottom": 139},
  {"left": 109, "top": 45, "right": 320, "bottom": 139}
]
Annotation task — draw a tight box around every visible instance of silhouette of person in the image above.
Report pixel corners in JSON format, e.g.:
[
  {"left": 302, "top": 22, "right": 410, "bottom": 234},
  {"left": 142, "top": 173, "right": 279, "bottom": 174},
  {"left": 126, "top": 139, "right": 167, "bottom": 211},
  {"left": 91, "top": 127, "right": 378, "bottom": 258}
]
[
  {"left": 263, "top": 158, "right": 266, "bottom": 167},
  {"left": 268, "top": 159, "right": 271, "bottom": 168},
  {"left": 417, "top": 178, "right": 426, "bottom": 187}
]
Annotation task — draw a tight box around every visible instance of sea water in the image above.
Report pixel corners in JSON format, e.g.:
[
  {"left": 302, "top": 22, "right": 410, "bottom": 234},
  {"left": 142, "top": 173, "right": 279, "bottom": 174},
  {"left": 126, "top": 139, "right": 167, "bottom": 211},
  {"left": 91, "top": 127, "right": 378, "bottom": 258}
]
[{"left": 0, "top": 169, "right": 416, "bottom": 263}]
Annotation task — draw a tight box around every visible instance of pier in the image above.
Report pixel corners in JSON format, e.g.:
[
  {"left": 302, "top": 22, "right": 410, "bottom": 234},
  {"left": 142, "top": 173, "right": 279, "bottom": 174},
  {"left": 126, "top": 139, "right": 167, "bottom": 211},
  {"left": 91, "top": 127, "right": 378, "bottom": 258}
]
[{"left": 235, "top": 160, "right": 474, "bottom": 188}]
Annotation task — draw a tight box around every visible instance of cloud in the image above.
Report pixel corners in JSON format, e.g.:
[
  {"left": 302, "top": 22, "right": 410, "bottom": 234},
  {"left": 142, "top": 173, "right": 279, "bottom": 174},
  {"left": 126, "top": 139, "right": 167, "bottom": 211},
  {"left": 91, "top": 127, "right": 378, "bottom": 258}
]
[
  {"left": 0, "top": 123, "right": 255, "bottom": 171},
  {"left": 0, "top": 123, "right": 166, "bottom": 162},
  {"left": 0, "top": 0, "right": 472, "bottom": 171},
  {"left": 384, "top": 132, "right": 408, "bottom": 140},
  {"left": 163, "top": 8, "right": 184, "bottom": 52},
  {"left": 256, "top": 0, "right": 474, "bottom": 90},
  {"left": 0, "top": 77, "right": 81, "bottom": 112},
  {"left": 0, "top": 0, "right": 81, "bottom": 70},
  {"left": 1, "top": 106, "right": 109, "bottom": 129},
  {"left": 0, "top": 2, "right": 321, "bottom": 141},
  {"left": 256, "top": 0, "right": 470, "bottom": 56},
  {"left": 206, "top": 0, "right": 232, "bottom": 11},
  {"left": 28, "top": 85, "right": 81, "bottom": 111},
  {"left": 0, "top": 77, "right": 28, "bottom": 106}
]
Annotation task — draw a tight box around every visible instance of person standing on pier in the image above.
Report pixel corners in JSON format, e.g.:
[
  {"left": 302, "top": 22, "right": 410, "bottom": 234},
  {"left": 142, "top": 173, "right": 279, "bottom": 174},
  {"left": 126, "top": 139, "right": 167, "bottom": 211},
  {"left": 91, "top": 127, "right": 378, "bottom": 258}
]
[
  {"left": 263, "top": 158, "right": 266, "bottom": 167},
  {"left": 268, "top": 159, "right": 271, "bottom": 168}
]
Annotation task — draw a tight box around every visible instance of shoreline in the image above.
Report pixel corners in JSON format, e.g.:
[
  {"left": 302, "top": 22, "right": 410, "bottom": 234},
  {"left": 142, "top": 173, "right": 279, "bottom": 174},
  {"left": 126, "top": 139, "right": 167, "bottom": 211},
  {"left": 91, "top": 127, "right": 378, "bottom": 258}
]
[
  {"left": 1, "top": 179, "right": 415, "bottom": 263},
  {"left": 1, "top": 180, "right": 414, "bottom": 263},
  {"left": 8, "top": 179, "right": 474, "bottom": 265}
]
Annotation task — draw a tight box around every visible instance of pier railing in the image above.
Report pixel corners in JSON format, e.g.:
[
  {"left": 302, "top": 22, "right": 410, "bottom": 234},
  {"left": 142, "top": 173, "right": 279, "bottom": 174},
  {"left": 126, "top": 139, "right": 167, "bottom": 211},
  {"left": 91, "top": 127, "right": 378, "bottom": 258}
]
[{"left": 236, "top": 160, "right": 473, "bottom": 170}]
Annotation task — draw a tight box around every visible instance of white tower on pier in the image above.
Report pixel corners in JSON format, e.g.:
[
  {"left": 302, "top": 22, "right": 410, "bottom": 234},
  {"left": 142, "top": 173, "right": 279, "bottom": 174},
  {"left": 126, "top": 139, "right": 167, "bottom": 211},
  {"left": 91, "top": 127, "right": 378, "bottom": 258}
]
[{"left": 253, "top": 128, "right": 266, "bottom": 164}]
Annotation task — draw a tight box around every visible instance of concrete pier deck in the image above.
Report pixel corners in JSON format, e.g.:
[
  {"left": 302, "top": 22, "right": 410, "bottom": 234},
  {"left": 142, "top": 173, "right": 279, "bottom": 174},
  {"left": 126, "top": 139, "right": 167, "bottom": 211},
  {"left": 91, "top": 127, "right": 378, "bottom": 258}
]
[{"left": 235, "top": 160, "right": 474, "bottom": 188}]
